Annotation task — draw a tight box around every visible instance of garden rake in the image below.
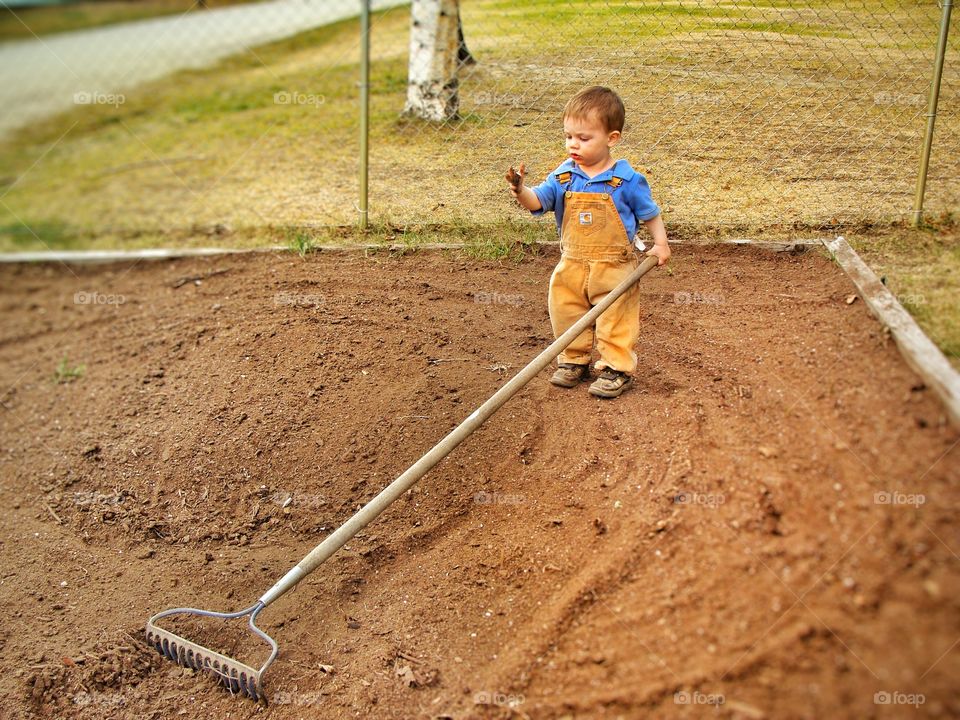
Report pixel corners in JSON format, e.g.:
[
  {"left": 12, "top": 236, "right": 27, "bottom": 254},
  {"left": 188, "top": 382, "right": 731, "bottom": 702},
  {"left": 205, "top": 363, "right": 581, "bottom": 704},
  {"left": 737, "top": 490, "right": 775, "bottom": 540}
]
[{"left": 146, "top": 254, "right": 660, "bottom": 701}]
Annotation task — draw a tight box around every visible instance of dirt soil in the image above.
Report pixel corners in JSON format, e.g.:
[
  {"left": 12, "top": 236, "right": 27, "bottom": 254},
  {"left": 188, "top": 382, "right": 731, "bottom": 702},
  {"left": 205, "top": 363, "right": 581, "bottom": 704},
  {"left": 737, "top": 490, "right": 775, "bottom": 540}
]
[{"left": 0, "top": 244, "right": 957, "bottom": 720}]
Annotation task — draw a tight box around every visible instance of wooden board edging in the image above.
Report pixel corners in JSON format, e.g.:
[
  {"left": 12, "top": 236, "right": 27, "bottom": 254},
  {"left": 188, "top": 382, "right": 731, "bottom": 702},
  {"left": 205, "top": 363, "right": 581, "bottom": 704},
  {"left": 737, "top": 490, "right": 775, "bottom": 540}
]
[{"left": 0, "top": 237, "right": 821, "bottom": 265}]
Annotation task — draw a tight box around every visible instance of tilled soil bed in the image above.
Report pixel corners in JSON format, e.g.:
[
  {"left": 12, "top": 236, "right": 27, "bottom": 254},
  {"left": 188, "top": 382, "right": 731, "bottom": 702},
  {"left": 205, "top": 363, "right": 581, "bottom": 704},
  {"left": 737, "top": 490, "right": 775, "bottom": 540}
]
[{"left": 0, "top": 244, "right": 957, "bottom": 719}]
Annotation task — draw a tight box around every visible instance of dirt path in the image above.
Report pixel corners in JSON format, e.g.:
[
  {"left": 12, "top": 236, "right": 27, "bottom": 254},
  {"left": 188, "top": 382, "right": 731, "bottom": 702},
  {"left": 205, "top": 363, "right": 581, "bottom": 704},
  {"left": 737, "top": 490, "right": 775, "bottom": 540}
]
[
  {"left": 0, "top": 0, "right": 408, "bottom": 141},
  {"left": 0, "top": 245, "right": 957, "bottom": 719}
]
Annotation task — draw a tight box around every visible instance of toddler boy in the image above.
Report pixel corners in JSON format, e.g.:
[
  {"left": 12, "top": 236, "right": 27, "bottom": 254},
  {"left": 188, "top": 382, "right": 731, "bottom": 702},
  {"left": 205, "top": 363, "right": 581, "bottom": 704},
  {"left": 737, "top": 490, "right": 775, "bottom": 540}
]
[{"left": 506, "top": 85, "right": 670, "bottom": 398}]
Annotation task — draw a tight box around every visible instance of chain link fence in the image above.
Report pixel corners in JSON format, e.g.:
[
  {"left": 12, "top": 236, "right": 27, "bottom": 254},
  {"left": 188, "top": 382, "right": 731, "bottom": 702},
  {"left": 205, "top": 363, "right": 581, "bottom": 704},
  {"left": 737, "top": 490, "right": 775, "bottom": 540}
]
[
  {"left": 0, "top": 0, "right": 956, "bottom": 247},
  {"left": 389, "top": 0, "right": 959, "bottom": 233}
]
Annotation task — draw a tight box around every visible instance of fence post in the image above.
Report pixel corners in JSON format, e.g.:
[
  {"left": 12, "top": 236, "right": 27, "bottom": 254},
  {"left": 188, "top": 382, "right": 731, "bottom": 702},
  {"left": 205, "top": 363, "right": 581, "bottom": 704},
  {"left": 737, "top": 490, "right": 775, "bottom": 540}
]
[
  {"left": 912, "top": 0, "right": 953, "bottom": 227},
  {"left": 359, "top": 0, "right": 371, "bottom": 230}
]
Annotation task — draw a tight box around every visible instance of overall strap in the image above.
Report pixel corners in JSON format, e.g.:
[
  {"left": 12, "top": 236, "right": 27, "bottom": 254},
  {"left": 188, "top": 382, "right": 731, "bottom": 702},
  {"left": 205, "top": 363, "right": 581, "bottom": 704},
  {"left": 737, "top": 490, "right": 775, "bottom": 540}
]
[{"left": 555, "top": 169, "right": 625, "bottom": 192}]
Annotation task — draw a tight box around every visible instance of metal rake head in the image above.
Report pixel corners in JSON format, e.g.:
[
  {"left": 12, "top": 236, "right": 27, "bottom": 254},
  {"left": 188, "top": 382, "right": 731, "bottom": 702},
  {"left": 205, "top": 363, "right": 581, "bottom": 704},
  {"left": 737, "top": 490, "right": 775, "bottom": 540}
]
[{"left": 145, "top": 601, "right": 278, "bottom": 702}]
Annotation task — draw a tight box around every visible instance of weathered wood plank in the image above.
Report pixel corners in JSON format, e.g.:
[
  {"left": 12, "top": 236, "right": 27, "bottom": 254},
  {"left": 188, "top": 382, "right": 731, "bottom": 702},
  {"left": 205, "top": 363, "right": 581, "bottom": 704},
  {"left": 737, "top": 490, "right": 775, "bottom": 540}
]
[{"left": 0, "top": 237, "right": 822, "bottom": 264}]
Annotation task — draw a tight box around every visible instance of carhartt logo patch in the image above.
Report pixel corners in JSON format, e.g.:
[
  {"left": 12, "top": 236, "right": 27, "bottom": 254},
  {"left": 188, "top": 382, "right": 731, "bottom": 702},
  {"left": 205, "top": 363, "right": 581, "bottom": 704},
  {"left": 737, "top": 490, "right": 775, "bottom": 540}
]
[{"left": 579, "top": 212, "right": 593, "bottom": 225}]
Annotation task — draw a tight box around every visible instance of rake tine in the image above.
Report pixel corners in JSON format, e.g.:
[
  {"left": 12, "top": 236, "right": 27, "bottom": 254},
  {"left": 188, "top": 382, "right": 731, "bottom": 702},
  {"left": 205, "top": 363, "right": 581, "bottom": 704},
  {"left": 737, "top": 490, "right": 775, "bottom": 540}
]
[{"left": 145, "top": 601, "right": 277, "bottom": 702}]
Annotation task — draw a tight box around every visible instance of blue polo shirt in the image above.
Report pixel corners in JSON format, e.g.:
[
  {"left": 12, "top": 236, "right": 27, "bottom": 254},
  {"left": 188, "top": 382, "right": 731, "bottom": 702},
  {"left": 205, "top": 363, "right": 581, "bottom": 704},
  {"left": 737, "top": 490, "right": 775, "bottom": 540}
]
[{"left": 531, "top": 158, "right": 660, "bottom": 242}]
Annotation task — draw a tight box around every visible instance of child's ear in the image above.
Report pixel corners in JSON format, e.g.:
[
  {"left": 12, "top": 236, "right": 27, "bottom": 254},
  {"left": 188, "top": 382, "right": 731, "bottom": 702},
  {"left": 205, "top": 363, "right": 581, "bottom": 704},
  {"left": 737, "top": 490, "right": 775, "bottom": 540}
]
[{"left": 607, "top": 130, "right": 622, "bottom": 147}]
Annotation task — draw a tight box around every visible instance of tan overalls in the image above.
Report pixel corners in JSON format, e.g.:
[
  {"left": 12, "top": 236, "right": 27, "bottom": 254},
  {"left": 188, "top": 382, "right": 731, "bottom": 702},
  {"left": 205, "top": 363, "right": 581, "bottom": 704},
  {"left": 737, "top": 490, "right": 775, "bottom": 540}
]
[{"left": 548, "top": 178, "right": 641, "bottom": 373}]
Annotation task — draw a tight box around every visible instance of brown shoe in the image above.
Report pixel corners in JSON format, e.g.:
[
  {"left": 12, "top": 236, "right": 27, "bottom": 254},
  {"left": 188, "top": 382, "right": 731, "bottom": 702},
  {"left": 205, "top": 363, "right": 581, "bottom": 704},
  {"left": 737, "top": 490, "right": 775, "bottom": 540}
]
[
  {"left": 589, "top": 369, "right": 633, "bottom": 398},
  {"left": 550, "top": 363, "right": 589, "bottom": 388}
]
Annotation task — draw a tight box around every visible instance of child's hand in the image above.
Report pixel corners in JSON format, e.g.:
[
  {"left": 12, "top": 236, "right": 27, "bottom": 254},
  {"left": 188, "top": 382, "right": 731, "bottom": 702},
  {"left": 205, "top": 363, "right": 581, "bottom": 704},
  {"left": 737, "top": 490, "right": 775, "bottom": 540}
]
[
  {"left": 505, "top": 163, "right": 525, "bottom": 197},
  {"left": 646, "top": 243, "right": 671, "bottom": 266}
]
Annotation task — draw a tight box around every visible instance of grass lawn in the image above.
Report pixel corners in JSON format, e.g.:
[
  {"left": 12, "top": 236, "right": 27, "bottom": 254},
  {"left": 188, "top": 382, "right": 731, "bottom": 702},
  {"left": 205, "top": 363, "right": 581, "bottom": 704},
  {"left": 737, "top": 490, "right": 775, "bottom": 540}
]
[{"left": 851, "top": 217, "right": 960, "bottom": 367}]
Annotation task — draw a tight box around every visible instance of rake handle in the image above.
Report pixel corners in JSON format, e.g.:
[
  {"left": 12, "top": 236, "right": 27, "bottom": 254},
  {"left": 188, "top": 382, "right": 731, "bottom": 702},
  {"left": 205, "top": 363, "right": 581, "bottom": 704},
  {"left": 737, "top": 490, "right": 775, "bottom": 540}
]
[{"left": 258, "top": 254, "right": 660, "bottom": 607}]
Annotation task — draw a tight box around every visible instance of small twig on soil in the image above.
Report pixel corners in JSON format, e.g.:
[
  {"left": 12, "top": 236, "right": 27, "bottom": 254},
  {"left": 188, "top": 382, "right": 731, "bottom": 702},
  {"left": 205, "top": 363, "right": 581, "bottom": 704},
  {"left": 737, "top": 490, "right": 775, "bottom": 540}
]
[
  {"left": 397, "top": 650, "right": 424, "bottom": 664},
  {"left": 171, "top": 268, "right": 230, "bottom": 289},
  {"left": 43, "top": 502, "right": 63, "bottom": 525},
  {"left": 426, "top": 357, "right": 472, "bottom": 365},
  {"left": 397, "top": 415, "right": 430, "bottom": 420}
]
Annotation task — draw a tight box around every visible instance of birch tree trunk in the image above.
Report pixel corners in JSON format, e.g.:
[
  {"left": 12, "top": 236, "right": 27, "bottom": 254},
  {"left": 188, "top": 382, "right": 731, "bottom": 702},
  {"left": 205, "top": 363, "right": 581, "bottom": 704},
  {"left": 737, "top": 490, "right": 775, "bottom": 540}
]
[{"left": 404, "top": 0, "right": 460, "bottom": 122}]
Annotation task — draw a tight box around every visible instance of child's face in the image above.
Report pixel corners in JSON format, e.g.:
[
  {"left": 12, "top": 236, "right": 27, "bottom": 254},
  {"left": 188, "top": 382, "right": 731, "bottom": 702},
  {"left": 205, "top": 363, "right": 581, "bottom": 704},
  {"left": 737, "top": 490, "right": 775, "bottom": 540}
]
[{"left": 563, "top": 113, "right": 621, "bottom": 170}]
